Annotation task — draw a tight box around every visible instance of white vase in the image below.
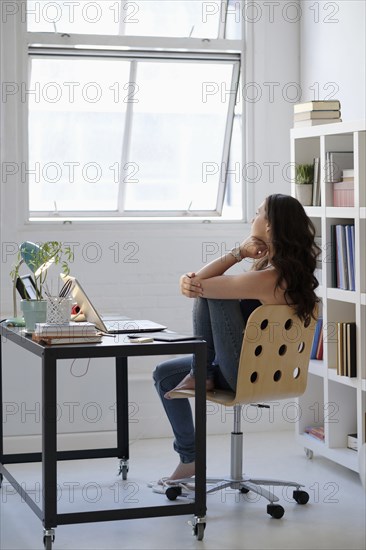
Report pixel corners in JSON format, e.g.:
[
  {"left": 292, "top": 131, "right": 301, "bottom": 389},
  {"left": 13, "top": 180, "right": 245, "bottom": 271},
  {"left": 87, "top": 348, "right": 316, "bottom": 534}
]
[
  {"left": 20, "top": 299, "right": 47, "bottom": 332},
  {"left": 295, "top": 184, "right": 313, "bottom": 206}
]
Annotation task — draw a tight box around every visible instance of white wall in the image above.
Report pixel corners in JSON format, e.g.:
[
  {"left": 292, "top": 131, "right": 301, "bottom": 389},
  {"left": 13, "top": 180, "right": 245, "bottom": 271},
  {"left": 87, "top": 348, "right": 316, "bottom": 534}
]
[
  {"left": 300, "top": 0, "right": 366, "bottom": 121},
  {"left": 1, "top": 4, "right": 311, "bottom": 448}
]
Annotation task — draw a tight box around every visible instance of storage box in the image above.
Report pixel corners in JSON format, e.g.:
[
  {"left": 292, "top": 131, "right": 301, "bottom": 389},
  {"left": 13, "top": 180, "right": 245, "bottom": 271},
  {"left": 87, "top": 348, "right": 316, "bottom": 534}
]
[{"left": 333, "top": 180, "right": 354, "bottom": 207}]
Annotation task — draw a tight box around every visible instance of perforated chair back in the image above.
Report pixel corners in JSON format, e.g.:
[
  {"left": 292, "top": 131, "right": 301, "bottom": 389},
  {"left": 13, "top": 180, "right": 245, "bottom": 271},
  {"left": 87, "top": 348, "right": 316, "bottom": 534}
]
[{"left": 205, "top": 304, "right": 317, "bottom": 407}]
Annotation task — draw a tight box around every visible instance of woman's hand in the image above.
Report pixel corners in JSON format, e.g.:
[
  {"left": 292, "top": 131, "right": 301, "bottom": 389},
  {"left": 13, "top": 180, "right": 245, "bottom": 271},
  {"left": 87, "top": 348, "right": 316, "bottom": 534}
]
[
  {"left": 179, "top": 272, "right": 203, "bottom": 298},
  {"left": 239, "top": 236, "right": 269, "bottom": 260}
]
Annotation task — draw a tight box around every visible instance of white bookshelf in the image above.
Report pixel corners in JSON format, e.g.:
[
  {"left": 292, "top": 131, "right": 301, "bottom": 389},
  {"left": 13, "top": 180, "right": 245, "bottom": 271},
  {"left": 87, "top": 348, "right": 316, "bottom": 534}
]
[{"left": 291, "top": 120, "right": 366, "bottom": 475}]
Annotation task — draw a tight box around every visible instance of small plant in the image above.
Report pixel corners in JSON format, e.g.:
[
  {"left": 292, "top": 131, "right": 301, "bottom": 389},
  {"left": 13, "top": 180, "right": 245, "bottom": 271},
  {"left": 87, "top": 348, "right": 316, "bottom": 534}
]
[
  {"left": 295, "top": 163, "right": 314, "bottom": 185},
  {"left": 11, "top": 241, "right": 74, "bottom": 300}
]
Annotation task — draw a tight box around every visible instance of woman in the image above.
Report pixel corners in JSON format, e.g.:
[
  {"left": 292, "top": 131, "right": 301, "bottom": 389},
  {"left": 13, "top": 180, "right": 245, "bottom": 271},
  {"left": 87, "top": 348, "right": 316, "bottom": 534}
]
[{"left": 153, "top": 194, "right": 320, "bottom": 483}]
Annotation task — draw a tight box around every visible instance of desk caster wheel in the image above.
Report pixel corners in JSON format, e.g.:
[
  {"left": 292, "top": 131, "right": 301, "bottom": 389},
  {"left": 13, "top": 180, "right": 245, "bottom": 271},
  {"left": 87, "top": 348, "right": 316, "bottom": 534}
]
[
  {"left": 118, "top": 459, "right": 129, "bottom": 481},
  {"left": 194, "top": 523, "right": 205, "bottom": 541},
  {"left": 190, "top": 517, "right": 206, "bottom": 541},
  {"left": 43, "top": 529, "right": 55, "bottom": 550},
  {"left": 305, "top": 448, "right": 313, "bottom": 459},
  {"left": 293, "top": 490, "right": 309, "bottom": 504},
  {"left": 166, "top": 486, "right": 182, "bottom": 500},
  {"left": 0, "top": 473, "right": 3, "bottom": 488},
  {"left": 267, "top": 504, "right": 284, "bottom": 519}
]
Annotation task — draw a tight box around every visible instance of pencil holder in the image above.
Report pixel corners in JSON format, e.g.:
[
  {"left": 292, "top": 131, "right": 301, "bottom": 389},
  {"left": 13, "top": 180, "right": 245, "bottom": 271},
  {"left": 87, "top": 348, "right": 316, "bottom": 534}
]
[{"left": 46, "top": 296, "right": 72, "bottom": 324}]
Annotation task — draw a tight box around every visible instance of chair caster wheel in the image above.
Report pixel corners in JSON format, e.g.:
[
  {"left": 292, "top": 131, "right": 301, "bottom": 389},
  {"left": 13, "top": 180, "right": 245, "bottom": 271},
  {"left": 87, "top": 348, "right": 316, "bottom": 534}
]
[
  {"left": 240, "top": 487, "right": 250, "bottom": 494},
  {"left": 165, "top": 486, "right": 182, "bottom": 500},
  {"left": 267, "top": 504, "right": 285, "bottom": 519},
  {"left": 293, "top": 490, "right": 309, "bottom": 504}
]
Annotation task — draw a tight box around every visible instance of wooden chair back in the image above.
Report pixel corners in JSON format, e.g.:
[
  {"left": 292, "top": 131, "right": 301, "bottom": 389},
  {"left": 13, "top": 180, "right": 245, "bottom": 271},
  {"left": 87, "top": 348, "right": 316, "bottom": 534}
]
[{"left": 206, "top": 304, "right": 317, "bottom": 407}]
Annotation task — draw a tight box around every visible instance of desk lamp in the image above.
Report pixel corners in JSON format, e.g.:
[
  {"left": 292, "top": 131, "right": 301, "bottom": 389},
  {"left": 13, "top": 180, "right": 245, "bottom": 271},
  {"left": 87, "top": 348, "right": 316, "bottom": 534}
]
[{"left": 8, "top": 241, "right": 54, "bottom": 326}]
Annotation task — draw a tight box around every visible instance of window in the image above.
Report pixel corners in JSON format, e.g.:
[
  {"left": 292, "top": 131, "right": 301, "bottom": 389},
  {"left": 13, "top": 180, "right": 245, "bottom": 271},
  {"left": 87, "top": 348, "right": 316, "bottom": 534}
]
[{"left": 25, "top": 1, "right": 243, "bottom": 219}]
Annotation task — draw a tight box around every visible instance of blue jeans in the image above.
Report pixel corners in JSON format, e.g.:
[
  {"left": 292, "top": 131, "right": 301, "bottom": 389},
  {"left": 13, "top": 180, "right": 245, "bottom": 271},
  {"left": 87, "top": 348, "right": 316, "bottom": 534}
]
[{"left": 153, "top": 298, "right": 246, "bottom": 464}]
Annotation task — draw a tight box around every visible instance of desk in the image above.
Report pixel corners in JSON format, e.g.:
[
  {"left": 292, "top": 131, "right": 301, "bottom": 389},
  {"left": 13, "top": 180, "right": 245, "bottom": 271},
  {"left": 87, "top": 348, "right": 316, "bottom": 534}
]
[{"left": 0, "top": 326, "right": 207, "bottom": 548}]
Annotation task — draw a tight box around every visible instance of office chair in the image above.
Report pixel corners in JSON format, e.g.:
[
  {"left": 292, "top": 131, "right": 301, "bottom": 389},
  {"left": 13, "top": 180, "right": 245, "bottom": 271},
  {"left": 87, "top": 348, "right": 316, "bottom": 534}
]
[{"left": 167, "top": 304, "right": 317, "bottom": 520}]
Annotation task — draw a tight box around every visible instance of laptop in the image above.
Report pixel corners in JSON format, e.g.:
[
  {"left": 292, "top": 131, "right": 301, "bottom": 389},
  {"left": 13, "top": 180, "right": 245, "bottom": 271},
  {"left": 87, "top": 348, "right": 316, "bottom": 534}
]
[{"left": 61, "top": 275, "right": 166, "bottom": 334}]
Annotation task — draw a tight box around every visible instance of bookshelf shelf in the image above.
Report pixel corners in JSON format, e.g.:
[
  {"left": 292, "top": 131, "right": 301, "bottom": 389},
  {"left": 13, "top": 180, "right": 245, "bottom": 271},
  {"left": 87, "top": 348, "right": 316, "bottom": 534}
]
[
  {"left": 308, "top": 359, "right": 326, "bottom": 378},
  {"left": 326, "top": 288, "right": 357, "bottom": 303},
  {"left": 291, "top": 121, "right": 366, "bottom": 479},
  {"left": 325, "top": 207, "right": 356, "bottom": 218},
  {"left": 327, "top": 368, "right": 359, "bottom": 388}
]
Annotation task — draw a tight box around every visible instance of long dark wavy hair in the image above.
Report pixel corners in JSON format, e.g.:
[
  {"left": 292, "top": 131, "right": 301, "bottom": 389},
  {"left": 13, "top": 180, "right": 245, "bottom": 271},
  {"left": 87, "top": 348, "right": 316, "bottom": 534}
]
[{"left": 254, "top": 194, "right": 320, "bottom": 322}]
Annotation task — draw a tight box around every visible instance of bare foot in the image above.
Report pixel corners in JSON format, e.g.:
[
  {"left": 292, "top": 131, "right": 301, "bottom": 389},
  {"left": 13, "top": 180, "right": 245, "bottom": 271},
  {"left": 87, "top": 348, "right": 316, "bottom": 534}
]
[
  {"left": 157, "top": 461, "right": 196, "bottom": 485},
  {"left": 164, "top": 373, "right": 214, "bottom": 399}
]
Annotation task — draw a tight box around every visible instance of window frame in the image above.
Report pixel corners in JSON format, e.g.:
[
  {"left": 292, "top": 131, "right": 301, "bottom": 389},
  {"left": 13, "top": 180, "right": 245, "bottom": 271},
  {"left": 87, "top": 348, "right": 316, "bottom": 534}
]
[{"left": 28, "top": 45, "right": 240, "bottom": 218}]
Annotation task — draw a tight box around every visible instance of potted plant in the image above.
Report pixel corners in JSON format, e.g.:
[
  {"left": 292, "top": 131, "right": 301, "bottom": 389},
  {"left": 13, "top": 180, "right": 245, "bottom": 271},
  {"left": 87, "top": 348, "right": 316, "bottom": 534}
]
[
  {"left": 10, "top": 241, "right": 74, "bottom": 331},
  {"left": 295, "top": 163, "right": 314, "bottom": 206}
]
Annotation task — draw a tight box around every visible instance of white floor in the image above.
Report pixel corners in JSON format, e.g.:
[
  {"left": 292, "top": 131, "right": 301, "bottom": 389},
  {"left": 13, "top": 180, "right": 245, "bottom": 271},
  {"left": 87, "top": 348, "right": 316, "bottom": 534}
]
[{"left": 0, "top": 430, "right": 365, "bottom": 550}]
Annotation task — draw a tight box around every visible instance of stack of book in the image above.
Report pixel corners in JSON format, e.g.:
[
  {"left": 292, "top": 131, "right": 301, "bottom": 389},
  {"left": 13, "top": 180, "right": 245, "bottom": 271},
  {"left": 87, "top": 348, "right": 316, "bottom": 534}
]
[
  {"left": 293, "top": 100, "right": 341, "bottom": 127},
  {"left": 305, "top": 425, "right": 325, "bottom": 442},
  {"left": 330, "top": 224, "right": 355, "bottom": 290},
  {"left": 32, "top": 321, "right": 102, "bottom": 345},
  {"left": 336, "top": 321, "right": 356, "bottom": 377},
  {"left": 347, "top": 433, "right": 358, "bottom": 451},
  {"left": 310, "top": 318, "right": 323, "bottom": 360},
  {"left": 325, "top": 151, "right": 353, "bottom": 184}
]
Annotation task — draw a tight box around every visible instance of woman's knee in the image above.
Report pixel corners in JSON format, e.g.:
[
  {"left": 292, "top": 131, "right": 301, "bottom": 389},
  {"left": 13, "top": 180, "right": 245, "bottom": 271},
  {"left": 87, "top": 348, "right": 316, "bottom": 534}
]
[{"left": 153, "top": 356, "right": 192, "bottom": 386}]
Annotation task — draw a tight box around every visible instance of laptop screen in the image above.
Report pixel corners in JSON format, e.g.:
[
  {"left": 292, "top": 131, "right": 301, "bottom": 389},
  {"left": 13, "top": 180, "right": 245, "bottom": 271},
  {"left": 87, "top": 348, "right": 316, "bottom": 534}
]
[{"left": 61, "top": 274, "right": 106, "bottom": 331}]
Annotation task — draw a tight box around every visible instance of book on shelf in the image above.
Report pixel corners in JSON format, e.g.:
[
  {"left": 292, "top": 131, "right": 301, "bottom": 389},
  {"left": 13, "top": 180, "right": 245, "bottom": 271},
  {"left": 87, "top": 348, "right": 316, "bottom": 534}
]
[
  {"left": 342, "top": 168, "right": 354, "bottom": 181},
  {"left": 311, "top": 317, "right": 323, "bottom": 360},
  {"left": 325, "top": 151, "right": 353, "bottom": 183},
  {"left": 293, "top": 118, "right": 342, "bottom": 128},
  {"left": 330, "top": 225, "right": 337, "bottom": 288},
  {"left": 331, "top": 224, "right": 355, "bottom": 291},
  {"left": 305, "top": 425, "right": 325, "bottom": 441},
  {"left": 337, "top": 322, "right": 344, "bottom": 376},
  {"left": 34, "top": 321, "right": 98, "bottom": 337},
  {"left": 345, "top": 225, "right": 355, "bottom": 291},
  {"left": 316, "top": 325, "right": 323, "bottom": 360},
  {"left": 335, "top": 225, "right": 348, "bottom": 290},
  {"left": 312, "top": 157, "right": 321, "bottom": 206},
  {"left": 336, "top": 321, "right": 356, "bottom": 377},
  {"left": 346, "top": 323, "right": 357, "bottom": 377},
  {"left": 294, "top": 110, "right": 341, "bottom": 121},
  {"left": 32, "top": 334, "right": 103, "bottom": 345},
  {"left": 294, "top": 100, "right": 341, "bottom": 114}
]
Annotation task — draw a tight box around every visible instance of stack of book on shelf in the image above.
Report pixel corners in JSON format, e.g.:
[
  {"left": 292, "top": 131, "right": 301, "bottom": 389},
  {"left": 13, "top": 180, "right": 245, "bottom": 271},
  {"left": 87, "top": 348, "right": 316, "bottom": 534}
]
[
  {"left": 336, "top": 321, "right": 356, "bottom": 377},
  {"left": 347, "top": 433, "right": 358, "bottom": 451},
  {"left": 305, "top": 425, "right": 324, "bottom": 442},
  {"left": 293, "top": 100, "right": 341, "bottom": 127},
  {"left": 32, "top": 322, "right": 102, "bottom": 345},
  {"left": 333, "top": 169, "right": 355, "bottom": 207},
  {"left": 330, "top": 223, "right": 355, "bottom": 290},
  {"left": 310, "top": 317, "right": 323, "bottom": 360},
  {"left": 325, "top": 151, "right": 353, "bottom": 186}
]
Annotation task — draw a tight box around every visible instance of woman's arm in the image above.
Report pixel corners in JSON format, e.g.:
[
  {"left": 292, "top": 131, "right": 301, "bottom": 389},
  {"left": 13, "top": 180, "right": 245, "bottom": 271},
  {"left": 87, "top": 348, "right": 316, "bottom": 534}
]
[{"left": 180, "top": 236, "right": 269, "bottom": 299}]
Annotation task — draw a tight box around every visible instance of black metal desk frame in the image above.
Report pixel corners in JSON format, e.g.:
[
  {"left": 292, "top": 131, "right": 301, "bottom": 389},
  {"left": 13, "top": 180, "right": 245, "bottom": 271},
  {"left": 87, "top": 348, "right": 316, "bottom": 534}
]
[{"left": 0, "top": 326, "right": 207, "bottom": 548}]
